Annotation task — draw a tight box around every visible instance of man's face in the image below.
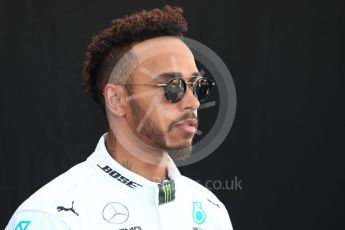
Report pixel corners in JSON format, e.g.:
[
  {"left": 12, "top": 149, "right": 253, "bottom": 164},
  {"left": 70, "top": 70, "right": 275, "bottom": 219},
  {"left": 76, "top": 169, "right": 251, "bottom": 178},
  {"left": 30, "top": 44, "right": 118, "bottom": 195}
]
[{"left": 124, "top": 37, "right": 200, "bottom": 158}]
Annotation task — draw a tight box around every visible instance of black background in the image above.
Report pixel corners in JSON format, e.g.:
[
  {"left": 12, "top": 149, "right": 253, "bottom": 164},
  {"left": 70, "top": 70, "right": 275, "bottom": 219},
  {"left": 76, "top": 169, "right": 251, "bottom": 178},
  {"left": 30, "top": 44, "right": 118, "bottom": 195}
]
[{"left": 1, "top": 0, "right": 344, "bottom": 229}]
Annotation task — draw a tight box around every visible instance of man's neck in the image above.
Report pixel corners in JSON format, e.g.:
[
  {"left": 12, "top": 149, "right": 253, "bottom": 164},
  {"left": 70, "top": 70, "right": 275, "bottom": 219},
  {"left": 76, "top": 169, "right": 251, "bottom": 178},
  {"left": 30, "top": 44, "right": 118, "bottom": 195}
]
[{"left": 105, "top": 131, "right": 169, "bottom": 183}]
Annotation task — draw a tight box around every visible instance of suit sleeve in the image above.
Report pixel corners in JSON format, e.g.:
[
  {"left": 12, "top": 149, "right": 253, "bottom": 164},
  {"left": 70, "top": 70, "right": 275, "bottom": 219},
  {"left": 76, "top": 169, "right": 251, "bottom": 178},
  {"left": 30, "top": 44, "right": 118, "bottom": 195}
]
[
  {"left": 220, "top": 202, "right": 233, "bottom": 230},
  {"left": 6, "top": 210, "right": 70, "bottom": 230}
]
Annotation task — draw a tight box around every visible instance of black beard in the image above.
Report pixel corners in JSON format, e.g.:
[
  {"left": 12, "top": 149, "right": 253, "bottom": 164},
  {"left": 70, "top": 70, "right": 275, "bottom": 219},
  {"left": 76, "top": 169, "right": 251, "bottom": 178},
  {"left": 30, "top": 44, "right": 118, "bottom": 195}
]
[{"left": 129, "top": 99, "right": 192, "bottom": 160}]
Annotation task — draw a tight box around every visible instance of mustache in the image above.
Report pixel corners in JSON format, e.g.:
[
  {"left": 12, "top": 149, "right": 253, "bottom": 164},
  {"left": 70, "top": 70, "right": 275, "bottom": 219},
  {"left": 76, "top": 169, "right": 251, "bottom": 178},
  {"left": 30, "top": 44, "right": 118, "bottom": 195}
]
[{"left": 169, "top": 112, "right": 198, "bottom": 130}]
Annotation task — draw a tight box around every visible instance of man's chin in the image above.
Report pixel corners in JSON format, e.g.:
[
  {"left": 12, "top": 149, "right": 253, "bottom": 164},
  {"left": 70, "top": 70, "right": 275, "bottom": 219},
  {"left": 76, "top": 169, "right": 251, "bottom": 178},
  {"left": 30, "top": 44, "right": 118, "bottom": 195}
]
[{"left": 167, "top": 144, "right": 192, "bottom": 161}]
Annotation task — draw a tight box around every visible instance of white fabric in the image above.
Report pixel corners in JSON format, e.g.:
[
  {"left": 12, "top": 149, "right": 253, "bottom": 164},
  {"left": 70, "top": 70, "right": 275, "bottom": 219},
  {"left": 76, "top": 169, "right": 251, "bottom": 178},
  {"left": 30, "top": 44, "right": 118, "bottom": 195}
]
[{"left": 6, "top": 134, "right": 233, "bottom": 230}]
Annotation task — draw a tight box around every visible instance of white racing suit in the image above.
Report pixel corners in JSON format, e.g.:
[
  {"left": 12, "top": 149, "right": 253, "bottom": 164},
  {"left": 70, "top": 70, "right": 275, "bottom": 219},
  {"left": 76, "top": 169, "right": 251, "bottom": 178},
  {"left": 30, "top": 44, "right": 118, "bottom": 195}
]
[{"left": 6, "top": 134, "right": 233, "bottom": 230}]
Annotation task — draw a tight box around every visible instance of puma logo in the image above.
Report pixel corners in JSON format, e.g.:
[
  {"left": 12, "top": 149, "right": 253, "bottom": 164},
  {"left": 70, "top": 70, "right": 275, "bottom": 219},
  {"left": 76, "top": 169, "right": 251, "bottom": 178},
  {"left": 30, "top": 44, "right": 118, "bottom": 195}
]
[{"left": 57, "top": 201, "right": 79, "bottom": 216}]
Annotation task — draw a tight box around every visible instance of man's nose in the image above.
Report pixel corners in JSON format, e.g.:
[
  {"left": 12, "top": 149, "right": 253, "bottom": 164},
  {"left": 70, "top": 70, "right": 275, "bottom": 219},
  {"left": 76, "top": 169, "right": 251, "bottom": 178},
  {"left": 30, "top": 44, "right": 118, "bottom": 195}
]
[{"left": 179, "top": 85, "right": 200, "bottom": 111}]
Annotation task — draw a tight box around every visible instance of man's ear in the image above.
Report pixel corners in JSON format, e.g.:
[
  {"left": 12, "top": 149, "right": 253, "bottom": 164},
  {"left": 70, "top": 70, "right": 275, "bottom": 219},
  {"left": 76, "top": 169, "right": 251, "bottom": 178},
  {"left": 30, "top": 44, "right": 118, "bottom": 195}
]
[{"left": 103, "top": 84, "right": 127, "bottom": 117}]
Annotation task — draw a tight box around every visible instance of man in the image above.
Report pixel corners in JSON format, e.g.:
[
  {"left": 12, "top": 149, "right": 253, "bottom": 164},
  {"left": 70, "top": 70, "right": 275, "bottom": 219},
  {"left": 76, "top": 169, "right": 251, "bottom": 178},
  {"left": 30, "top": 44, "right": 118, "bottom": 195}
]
[{"left": 6, "top": 5, "right": 232, "bottom": 229}]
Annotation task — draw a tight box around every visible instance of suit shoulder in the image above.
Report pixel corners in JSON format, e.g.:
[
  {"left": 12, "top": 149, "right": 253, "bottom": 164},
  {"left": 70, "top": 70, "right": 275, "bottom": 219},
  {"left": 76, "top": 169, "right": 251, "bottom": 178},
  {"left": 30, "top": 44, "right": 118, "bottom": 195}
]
[
  {"left": 18, "top": 160, "right": 96, "bottom": 211},
  {"left": 180, "top": 176, "right": 222, "bottom": 204}
]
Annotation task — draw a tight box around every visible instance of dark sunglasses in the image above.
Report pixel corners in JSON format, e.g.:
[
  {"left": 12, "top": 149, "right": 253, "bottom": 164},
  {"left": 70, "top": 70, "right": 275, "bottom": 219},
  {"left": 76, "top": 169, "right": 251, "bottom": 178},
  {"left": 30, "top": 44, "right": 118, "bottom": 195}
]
[{"left": 126, "top": 73, "right": 216, "bottom": 103}]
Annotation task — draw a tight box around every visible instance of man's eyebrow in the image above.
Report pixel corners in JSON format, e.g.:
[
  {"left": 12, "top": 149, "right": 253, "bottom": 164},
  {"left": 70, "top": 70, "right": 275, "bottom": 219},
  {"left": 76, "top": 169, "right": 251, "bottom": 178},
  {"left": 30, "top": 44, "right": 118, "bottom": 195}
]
[
  {"left": 153, "top": 71, "right": 202, "bottom": 81},
  {"left": 191, "top": 72, "right": 202, "bottom": 77},
  {"left": 154, "top": 72, "right": 179, "bottom": 80}
]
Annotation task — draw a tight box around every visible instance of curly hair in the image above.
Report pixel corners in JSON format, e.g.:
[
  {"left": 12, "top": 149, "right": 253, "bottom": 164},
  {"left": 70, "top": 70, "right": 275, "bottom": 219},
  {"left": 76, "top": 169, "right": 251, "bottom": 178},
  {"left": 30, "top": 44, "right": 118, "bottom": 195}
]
[{"left": 82, "top": 5, "right": 188, "bottom": 105}]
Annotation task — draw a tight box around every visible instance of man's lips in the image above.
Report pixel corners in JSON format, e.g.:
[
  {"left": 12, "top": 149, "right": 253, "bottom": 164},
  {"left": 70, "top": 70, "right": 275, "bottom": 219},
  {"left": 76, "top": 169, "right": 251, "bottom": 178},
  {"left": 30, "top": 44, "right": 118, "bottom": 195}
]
[{"left": 174, "top": 118, "right": 198, "bottom": 134}]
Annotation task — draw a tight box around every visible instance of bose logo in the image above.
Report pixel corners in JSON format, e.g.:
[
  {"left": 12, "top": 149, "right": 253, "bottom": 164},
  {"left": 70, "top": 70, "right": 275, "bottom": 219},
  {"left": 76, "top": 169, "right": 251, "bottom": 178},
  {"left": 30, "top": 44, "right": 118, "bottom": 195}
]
[{"left": 97, "top": 164, "right": 143, "bottom": 189}]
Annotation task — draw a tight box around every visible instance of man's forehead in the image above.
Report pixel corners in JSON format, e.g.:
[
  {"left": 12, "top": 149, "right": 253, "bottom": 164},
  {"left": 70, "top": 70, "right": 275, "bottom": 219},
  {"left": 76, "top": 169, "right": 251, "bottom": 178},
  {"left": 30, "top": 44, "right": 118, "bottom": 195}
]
[{"left": 131, "top": 36, "right": 194, "bottom": 62}]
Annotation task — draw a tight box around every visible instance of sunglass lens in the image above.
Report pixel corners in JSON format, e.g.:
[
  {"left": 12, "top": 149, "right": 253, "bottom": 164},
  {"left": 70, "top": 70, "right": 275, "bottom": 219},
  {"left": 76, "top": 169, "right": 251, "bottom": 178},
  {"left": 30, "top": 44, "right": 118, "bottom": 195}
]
[
  {"left": 194, "top": 78, "right": 214, "bottom": 101},
  {"left": 165, "top": 78, "right": 186, "bottom": 103}
]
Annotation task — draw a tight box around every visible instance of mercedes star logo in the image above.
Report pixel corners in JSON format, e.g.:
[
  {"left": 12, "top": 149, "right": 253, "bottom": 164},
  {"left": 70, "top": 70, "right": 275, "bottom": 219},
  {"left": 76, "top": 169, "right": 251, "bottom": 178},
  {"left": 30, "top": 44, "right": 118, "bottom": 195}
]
[{"left": 102, "top": 202, "right": 129, "bottom": 224}]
